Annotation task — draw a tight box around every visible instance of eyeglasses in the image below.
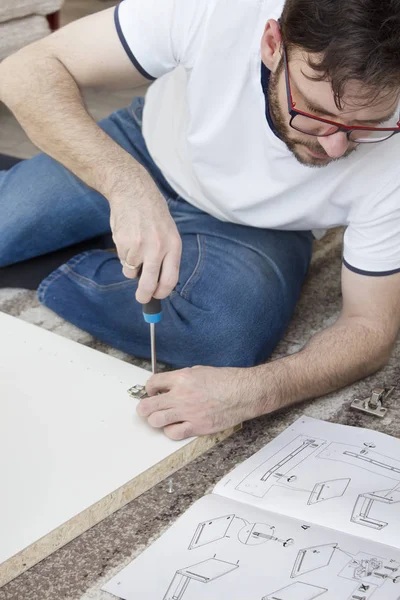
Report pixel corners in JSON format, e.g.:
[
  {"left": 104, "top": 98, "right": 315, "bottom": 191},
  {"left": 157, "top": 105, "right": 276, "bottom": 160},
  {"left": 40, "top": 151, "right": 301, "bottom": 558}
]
[{"left": 282, "top": 44, "right": 400, "bottom": 144}]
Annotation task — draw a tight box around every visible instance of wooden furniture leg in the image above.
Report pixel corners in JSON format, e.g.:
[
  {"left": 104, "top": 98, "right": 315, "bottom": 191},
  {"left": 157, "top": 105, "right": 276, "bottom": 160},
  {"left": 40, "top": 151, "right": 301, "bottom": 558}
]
[{"left": 47, "top": 11, "right": 60, "bottom": 31}]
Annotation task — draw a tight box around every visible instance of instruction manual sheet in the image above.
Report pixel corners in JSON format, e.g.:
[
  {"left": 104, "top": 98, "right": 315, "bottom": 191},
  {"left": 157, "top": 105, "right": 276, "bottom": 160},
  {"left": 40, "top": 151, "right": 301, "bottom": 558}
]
[{"left": 103, "top": 416, "right": 400, "bottom": 600}]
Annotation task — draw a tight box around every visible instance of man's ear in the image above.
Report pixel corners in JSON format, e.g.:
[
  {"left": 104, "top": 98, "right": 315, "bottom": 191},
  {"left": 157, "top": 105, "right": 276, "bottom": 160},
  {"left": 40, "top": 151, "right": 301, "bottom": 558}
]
[{"left": 261, "top": 19, "right": 282, "bottom": 73}]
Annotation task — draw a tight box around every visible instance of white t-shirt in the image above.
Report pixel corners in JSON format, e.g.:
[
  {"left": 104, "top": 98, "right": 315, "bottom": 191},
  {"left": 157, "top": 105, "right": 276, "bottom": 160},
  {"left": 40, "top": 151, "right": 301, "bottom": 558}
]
[{"left": 115, "top": 0, "right": 400, "bottom": 276}]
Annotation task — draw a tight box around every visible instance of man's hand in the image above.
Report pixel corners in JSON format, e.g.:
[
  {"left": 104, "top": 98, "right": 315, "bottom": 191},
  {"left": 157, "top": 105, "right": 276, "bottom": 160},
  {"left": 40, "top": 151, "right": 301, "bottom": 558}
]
[
  {"left": 110, "top": 184, "right": 182, "bottom": 302},
  {"left": 136, "top": 366, "right": 267, "bottom": 440}
]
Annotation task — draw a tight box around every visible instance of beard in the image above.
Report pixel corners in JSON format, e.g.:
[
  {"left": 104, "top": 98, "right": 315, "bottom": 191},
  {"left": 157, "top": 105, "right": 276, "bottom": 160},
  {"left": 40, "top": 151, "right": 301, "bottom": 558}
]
[{"left": 267, "top": 66, "right": 357, "bottom": 168}]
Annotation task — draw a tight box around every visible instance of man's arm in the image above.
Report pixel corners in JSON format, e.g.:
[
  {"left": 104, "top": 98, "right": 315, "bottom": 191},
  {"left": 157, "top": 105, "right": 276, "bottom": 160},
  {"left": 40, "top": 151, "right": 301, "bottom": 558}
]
[
  {"left": 0, "top": 9, "right": 182, "bottom": 302},
  {"left": 138, "top": 266, "right": 400, "bottom": 440},
  {"left": 0, "top": 8, "right": 148, "bottom": 195},
  {"left": 259, "top": 265, "right": 400, "bottom": 406}
]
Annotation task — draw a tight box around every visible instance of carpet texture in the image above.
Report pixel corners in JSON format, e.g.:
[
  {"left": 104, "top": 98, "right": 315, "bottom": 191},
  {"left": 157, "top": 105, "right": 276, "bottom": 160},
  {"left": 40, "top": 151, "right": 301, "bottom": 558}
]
[{"left": 1, "top": 228, "right": 399, "bottom": 600}]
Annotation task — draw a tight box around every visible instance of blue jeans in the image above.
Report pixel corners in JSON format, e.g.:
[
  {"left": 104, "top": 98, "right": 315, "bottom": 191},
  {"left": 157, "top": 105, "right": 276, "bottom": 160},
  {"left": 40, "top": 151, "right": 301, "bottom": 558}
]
[{"left": 0, "top": 98, "right": 313, "bottom": 368}]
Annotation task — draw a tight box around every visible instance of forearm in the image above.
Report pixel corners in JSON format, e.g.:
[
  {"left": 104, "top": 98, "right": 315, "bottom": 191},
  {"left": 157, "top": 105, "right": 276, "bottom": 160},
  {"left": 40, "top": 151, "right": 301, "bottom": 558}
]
[
  {"left": 254, "top": 316, "right": 394, "bottom": 414},
  {"left": 0, "top": 46, "right": 154, "bottom": 200}
]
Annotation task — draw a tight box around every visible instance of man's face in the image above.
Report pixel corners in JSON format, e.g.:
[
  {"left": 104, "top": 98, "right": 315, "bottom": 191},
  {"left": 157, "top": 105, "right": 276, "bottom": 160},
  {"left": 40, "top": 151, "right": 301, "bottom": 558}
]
[{"left": 267, "top": 48, "right": 399, "bottom": 168}]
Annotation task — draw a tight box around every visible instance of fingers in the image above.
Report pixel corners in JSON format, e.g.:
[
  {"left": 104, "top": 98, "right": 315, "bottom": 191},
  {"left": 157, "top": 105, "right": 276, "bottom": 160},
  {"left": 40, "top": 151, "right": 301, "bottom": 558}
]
[
  {"left": 136, "top": 391, "right": 171, "bottom": 418},
  {"left": 164, "top": 422, "right": 195, "bottom": 441},
  {"left": 121, "top": 254, "right": 141, "bottom": 279},
  {"left": 145, "top": 370, "right": 186, "bottom": 397},
  {"left": 153, "top": 245, "right": 182, "bottom": 300},
  {"left": 136, "top": 392, "right": 186, "bottom": 431},
  {"left": 111, "top": 205, "right": 182, "bottom": 301},
  {"left": 136, "top": 370, "right": 197, "bottom": 441},
  {"left": 135, "top": 256, "right": 162, "bottom": 304},
  {"left": 135, "top": 235, "right": 182, "bottom": 303},
  {"left": 136, "top": 392, "right": 194, "bottom": 440},
  {"left": 148, "top": 409, "right": 180, "bottom": 429},
  {"left": 120, "top": 248, "right": 180, "bottom": 302}
]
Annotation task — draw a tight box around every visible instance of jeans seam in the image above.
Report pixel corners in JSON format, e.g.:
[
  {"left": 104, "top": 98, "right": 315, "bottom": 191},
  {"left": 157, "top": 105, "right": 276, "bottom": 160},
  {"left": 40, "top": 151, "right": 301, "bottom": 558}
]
[
  {"left": 38, "top": 250, "right": 134, "bottom": 300},
  {"left": 37, "top": 268, "right": 62, "bottom": 303},
  {"left": 179, "top": 234, "right": 206, "bottom": 299},
  {"left": 38, "top": 266, "right": 70, "bottom": 303},
  {"left": 62, "top": 265, "right": 134, "bottom": 292},
  {"left": 37, "top": 250, "right": 97, "bottom": 301}
]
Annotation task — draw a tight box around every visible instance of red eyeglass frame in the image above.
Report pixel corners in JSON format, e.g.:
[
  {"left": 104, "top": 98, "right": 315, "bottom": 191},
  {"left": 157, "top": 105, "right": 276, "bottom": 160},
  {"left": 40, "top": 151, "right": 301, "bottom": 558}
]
[{"left": 282, "top": 43, "right": 400, "bottom": 143}]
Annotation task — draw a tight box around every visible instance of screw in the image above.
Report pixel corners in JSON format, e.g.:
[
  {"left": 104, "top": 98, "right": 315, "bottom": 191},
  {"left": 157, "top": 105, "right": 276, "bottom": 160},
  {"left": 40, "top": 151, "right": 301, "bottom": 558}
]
[{"left": 167, "top": 479, "right": 174, "bottom": 494}]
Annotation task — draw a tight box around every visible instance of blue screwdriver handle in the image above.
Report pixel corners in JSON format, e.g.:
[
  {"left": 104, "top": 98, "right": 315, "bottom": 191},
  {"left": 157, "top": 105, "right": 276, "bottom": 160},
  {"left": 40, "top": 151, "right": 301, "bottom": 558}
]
[
  {"left": 142, "top": 297, "right": 162, "bottom": 324},
  {"left": 137, "top": 266, "right": 163, "bottom": 324}
]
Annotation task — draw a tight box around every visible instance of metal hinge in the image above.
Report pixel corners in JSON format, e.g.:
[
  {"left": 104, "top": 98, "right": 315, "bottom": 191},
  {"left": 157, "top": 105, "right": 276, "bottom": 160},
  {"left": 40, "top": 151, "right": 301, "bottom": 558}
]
[
  {"left": 127, "top": 383, "right": 148, "bottom": 400},
  {"left": 351, "top": 387, "right": 394, "bottom": 418}
]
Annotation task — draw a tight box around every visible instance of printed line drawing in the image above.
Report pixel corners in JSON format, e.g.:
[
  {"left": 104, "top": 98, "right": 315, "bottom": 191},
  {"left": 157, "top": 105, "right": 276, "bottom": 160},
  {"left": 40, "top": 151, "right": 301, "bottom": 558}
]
[
  {"left": 189, "top": 515, "right": 235, "bottom": 549},
  {"left": 286, "top": 546, "right": 400, "bottom": 599},
  {"left": 351, "top": 482, "right": 400, "bottom": 530},
  {"left": 163, "top": 557, "right": 238, "bottom": 600},
  {"left": 262, "top": 581, "right": 328, "bottom": 600},
  {"left": 308, "top": 478, "right": 350, "bottom": 505},
  {"left": 347, "top": 581, "right": 378, "bottom": 600},
  {"left": 235, "top": 436, "right": 326, "bottom": 498},
  {"left": 291, "top": 543, "right": 338, "bottom": 578},
  {"left": 188, "top": 514, "right": 294, "bottom": 550},
  {"left": 338, "top": 552, "right": 400, "bottom": 588},
  {"left": 237, "top": 522, "right": 294, "bottom": 547},
  {"left": 317, "top": 443, "right": 400, "bottom": 482}
]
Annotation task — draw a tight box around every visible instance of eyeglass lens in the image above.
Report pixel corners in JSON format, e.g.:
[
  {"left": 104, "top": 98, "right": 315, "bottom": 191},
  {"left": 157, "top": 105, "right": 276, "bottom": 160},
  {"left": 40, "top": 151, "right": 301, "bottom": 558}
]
[{"left": 291, "top": 114, "right": 394, "bottom": 143}]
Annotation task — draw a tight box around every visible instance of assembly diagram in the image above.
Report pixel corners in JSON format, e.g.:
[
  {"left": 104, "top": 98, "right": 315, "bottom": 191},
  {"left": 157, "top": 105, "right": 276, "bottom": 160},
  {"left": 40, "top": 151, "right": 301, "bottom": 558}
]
[
  {"left": 317, "top": 443, "right": 400, "bottom": 482},
  {"left": 291, "top": 544, "right": 338, "bottom": 578},
  {"left": 103, "top": 418, "right": 400, "bottom": 600},
  {"left": 286, "top": 543, "right": 400, "bottom": 600},
  {"left": 263, "top": 581, "right": 327, "bottom": 600},
  {"left": 351, "top": 482, "right": 400, "bottom": 530},
  {"left": 188, "top": 514, "right": 294, "bottom": 550},
  {"left": 189, "top": 515, "right": 235, "bottom": 549},
  {"left": 235, "top": 436, "right": 326, "bottom": 498},
  {"left": 163, "top": 557, "right": 239, "bottom": 600},
  {"left": 234, "top": 433, "right": 351, "bottom": 507},
  {"left": 234, "top": 432, "right": 400, "bottom": 534},
  {"left": 339, "top": 552, "right": 400, "bottom": 599},
  {"left": 308, "top": 479, "right": 350, "bottom": 505}
]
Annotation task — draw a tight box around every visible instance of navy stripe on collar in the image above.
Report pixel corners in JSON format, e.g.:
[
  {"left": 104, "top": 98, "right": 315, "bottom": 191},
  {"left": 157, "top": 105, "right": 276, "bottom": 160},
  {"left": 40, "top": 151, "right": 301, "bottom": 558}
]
[
  {"left": 343, "top": 258, "right": 400, "bottom": 277},
  {"left": 260, "top": 62, "right": 281, "bottom": 141}
]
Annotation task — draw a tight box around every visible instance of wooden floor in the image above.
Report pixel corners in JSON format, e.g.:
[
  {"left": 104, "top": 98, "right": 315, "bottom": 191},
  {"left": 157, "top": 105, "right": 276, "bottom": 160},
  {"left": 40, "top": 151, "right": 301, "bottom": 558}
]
[
  {"left": 60, "top": 0, "right": 116, "bottom": 27},
  {"left": 0, "top": 0, "right": 145, "bottom": 159}
]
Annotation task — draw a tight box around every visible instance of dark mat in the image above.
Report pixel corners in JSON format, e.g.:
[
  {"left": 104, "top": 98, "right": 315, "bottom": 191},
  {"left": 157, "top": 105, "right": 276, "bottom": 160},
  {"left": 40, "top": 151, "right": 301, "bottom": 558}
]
[
  {"left": 0, "top": 235, "right": 115, "bottom": 290},
  {"left": 0, "top": 153, "right": 23, "bottom": 170},
  {"left": 0, "top": 154, "right": 115, "bottom": 290}
]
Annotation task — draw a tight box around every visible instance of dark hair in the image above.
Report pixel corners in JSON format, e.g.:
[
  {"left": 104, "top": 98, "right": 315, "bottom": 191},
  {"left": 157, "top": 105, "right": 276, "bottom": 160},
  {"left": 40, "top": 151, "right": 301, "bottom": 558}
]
[{"left": 280, "top": 0, "right": 400, "bottom": 108}]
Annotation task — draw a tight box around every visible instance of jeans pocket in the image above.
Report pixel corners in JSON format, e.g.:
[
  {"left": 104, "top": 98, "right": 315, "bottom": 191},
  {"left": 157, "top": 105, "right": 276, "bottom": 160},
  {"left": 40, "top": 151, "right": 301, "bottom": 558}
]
[{"left": 176, "top": 234, "right": 207, "bottom": 300}]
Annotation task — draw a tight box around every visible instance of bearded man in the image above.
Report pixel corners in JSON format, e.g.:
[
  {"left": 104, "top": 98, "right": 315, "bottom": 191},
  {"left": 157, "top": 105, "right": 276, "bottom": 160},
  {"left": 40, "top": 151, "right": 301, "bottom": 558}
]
[{"left": 1, "top": 0, "right": 399, "bottom": 439}]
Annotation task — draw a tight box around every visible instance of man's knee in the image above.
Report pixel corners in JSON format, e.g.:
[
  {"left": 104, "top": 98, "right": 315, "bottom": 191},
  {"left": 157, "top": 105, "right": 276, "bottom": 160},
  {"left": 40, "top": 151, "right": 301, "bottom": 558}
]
[{"left": 182, "top": 269, "right": 288, "bottom": 368}]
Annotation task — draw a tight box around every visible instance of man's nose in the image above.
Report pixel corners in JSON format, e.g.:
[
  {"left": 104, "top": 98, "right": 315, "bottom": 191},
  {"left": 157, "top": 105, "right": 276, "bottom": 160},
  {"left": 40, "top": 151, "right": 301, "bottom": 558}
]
[{"left": 317, "top": 132, "right": 350, "bottom": 159}]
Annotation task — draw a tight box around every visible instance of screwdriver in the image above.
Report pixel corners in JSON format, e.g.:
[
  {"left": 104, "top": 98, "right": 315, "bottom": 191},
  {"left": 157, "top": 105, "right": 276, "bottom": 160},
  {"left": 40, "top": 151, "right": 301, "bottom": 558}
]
[
  {"left": 136, "top": 265, "right": 163, "bottom": 374},
  {"left": 142, "top": 297, "right": 162, "bottom": 375}
]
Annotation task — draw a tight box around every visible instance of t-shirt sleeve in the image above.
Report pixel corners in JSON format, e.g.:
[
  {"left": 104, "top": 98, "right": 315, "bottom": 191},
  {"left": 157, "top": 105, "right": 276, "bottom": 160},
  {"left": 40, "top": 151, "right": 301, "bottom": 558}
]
[
  {"left": 114, "top": 0, "right": 209, "bottom": 80},
  {"left": 343, "top": 175, "right": 400, "bottom": 277}
]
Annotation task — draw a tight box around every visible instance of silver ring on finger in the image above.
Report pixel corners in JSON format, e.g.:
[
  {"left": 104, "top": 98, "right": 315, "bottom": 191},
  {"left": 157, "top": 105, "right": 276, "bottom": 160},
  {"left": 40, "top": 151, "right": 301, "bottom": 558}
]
[{"left": 122, "top": 260, "right": 139, "bottom": 270}]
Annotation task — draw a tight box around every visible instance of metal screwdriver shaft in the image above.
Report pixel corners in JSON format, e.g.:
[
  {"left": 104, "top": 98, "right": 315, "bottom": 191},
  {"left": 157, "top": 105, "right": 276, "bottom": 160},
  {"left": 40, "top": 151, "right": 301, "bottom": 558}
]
[
  {"left": 142, "top": 297, "right": 162, "bottom": 375},
  {"left": 150, "top": 322, "right": 157, "bottom": 374},
  {"left": 137, "top": 267, "right": 163, "bottom": 376}
]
